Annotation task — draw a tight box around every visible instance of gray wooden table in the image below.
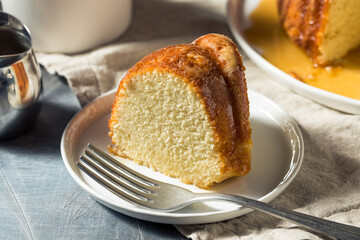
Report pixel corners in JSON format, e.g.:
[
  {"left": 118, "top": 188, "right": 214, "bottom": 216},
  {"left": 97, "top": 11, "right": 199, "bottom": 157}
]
[{"left": 0, "top": 68, "right": 187, "bottom": 240}]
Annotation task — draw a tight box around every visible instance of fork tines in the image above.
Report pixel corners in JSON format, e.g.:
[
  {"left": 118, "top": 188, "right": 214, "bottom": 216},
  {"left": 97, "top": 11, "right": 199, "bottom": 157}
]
[{"left": 76, "top": 143, "right": 159, "bottom": 206}]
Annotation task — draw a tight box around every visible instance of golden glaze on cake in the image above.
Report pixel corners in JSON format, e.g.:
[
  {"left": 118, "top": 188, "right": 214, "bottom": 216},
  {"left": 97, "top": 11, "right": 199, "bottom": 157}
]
[
  {"left": 193, "top": 34, "right": 251, "bottom": 175},
  {"left": 109, "top": 34, "right": 251, "bottom": 188},
  {"left": 278, "top": 0, "right": 360, "bottom": 65},
  {"left": 244, "top": 0, "right": 360, "bottom": 100},
  {"left": 278, "top": 0, "right": 330, "bottom": 64}
]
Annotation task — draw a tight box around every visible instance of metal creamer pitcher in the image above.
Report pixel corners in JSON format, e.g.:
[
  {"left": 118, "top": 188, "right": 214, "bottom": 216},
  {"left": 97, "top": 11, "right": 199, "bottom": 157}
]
[{"left": 0, "top": 11, "right": 42, "bottom": 140}]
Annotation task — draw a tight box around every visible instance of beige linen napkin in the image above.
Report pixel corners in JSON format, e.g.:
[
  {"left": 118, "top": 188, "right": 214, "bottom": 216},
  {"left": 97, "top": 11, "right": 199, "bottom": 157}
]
[
  {"left": 37, "top": 0, "right": 360, "bottom": 239},
  {"left": 37, "top": 37, "right": 194, "bottom": 106}
]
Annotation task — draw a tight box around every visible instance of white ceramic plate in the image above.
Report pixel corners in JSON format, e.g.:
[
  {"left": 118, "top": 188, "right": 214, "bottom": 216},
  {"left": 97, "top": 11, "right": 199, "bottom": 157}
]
[
  {"left": 61, "top": 89, "right": 304, "bottom": 224},
  {"left": 227, "top": 0, "right": 360, "bottom": 114}
]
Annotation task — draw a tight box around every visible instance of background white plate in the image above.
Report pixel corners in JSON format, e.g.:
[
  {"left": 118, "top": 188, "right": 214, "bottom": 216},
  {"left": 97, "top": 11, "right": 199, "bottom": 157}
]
[
  {"left": 61, "top": 89, "right": 304, "bottom": 224},
  {"left": 227, "top": 0, "right": 360, "bottom": 114}
]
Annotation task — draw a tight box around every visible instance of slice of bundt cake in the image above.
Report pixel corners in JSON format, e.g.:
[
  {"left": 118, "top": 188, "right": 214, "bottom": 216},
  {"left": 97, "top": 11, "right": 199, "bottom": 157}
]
[
  {"left": 108, "top": 34, "right": 252, "bottom": 188},
  {"left": 278, "top": 0, "right": 360, "bottom": 65}
]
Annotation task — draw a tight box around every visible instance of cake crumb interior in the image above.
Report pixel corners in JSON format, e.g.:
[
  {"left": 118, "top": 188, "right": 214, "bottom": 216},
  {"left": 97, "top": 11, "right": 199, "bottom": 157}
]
[
  {"left": 321, "top": 0, "right": 360, "bottom": 62},
  {"left": 110, "top": 70, "right": 224, "bottom": 187}
]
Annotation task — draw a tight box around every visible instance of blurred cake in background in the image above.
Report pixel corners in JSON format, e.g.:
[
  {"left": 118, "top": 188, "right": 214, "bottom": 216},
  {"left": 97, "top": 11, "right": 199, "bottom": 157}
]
[{"left": 278, "top": 0, "right": 360, "bottom": 65}]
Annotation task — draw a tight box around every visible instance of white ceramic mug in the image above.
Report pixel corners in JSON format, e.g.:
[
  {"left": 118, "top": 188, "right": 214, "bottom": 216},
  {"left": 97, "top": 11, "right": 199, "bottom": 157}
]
[{"left": 1, "top": 0, "right": 132, "bottom": 53}]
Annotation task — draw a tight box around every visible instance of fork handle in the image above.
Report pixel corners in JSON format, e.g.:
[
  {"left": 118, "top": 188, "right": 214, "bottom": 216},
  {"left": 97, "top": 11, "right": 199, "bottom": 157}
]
[{"left": 196, "top": 193, "right": 360, "bottom": 240}]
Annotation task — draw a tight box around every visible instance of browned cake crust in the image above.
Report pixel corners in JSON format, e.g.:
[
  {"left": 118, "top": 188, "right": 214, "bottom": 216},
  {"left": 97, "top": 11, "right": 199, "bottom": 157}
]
[
  {"left": 193, "top": 34, "right": 251, "bottom": 174},
  {"left": 109, "top": 34, "right": 251, "bottom": 186},
  {"left": 278, "top": 0, "right": 330, "bottom": 64}
]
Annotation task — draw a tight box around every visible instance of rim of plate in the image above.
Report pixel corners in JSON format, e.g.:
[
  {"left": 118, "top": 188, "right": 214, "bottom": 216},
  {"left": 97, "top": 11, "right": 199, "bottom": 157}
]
[{"left": 60, "top": 89, "right": 304, "bottom": 224}]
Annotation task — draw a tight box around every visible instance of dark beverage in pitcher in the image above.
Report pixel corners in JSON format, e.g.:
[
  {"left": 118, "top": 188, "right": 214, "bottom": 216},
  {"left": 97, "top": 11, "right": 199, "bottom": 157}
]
[{"left": 0, "top": 28, "right": 30, "bottom": 56}]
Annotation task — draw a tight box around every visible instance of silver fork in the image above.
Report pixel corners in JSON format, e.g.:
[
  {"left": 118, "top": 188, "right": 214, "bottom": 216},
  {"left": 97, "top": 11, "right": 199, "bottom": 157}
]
[{"left": 77, "top": 144, "right": 360, "bottom": 240}]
